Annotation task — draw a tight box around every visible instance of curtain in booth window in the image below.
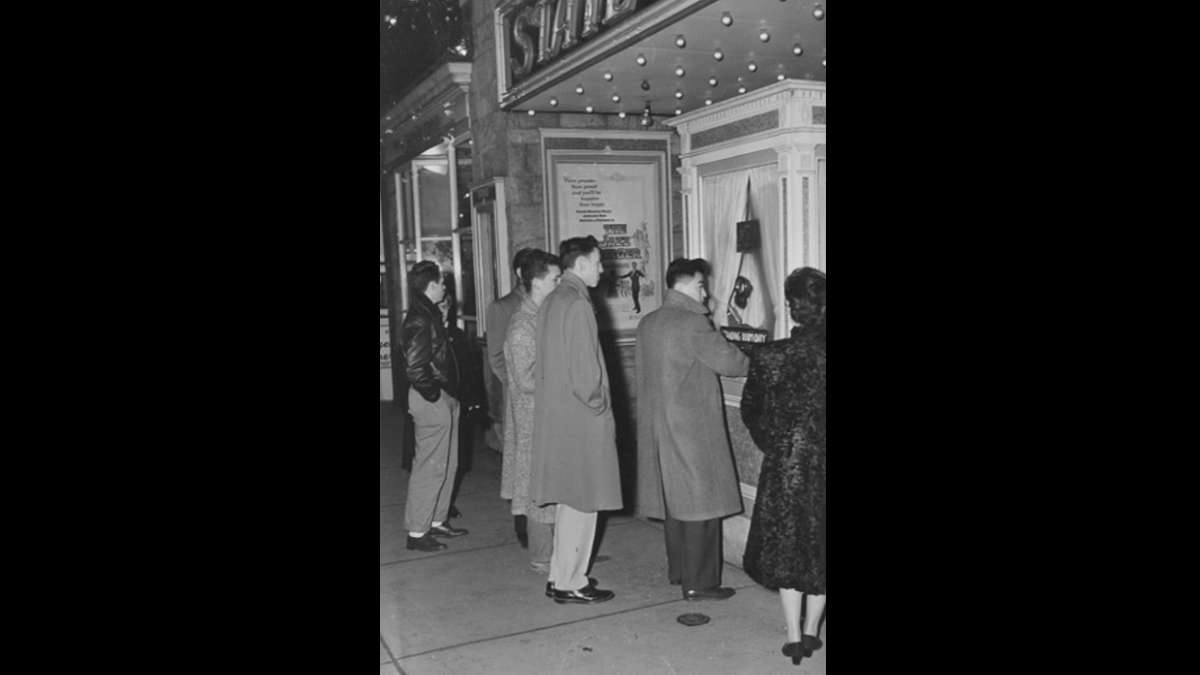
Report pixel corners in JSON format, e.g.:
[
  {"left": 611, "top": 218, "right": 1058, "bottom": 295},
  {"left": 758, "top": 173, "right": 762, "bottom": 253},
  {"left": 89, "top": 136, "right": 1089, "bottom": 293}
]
[
  {"left": 701, "top": 170, "right": 752, "bottom": 331},
  {"left": 746, "top": 164, "right": 781, "bottom": 337}
]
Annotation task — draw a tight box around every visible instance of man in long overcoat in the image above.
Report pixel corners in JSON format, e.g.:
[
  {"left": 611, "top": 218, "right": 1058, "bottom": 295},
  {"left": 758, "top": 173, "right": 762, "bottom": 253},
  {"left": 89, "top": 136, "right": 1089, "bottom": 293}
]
[
  {"left": 635, "top": 258, "right": 749, "bottom": 600},
  {"left": 530, "top": 235, "right": 621, "bottom": 604}
]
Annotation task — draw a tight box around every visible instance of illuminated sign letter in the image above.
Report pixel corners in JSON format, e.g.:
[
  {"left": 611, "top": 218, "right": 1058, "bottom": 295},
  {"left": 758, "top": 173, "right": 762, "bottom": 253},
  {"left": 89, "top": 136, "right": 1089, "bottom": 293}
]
[
  {"left": 548, "top": 0, "right": 583, "bottom": 56},
  {"left": 603, "top": 0, "right": 637, "bottom": 26},
  {"left": 535, "top": 0, "right": 555, "bottom": 65},
  {"left": 580, "top": 0, "right": 603, "bottom": 38},
  {"left": 510, "top": 7, "right": 537, "bottom": 78}
]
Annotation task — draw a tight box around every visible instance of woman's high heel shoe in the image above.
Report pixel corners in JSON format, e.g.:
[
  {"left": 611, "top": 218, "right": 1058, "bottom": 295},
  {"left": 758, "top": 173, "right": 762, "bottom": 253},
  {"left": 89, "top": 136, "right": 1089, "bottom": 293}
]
[
  {"left": 782, "top": 642, "right": 803, "bottom": 665},
  {"left": 801, "top": 634, "right": 823, "bottom": 656}
]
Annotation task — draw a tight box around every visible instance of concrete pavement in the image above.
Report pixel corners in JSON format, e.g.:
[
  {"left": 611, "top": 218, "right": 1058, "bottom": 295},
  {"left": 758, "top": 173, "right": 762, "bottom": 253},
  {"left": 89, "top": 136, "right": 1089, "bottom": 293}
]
[{"left": 381, "top": 403, "right": 827, "bottom": 674}]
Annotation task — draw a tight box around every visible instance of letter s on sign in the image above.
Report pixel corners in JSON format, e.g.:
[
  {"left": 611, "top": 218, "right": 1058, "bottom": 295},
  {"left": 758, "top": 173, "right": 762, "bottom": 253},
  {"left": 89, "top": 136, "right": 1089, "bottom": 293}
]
[{"left": 511, "top": 7, "right": 536, "bottom": 78}]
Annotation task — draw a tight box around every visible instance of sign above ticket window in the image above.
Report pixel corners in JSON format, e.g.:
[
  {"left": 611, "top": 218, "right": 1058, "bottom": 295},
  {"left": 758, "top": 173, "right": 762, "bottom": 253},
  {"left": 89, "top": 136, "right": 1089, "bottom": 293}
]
[{"left": 497, "top": 0, "right": 707, "bottom": 109}]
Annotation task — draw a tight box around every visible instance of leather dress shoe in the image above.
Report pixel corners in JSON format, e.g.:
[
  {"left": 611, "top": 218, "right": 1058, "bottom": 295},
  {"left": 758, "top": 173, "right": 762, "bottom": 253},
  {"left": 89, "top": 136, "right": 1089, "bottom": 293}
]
[
  {"left": 406, "top": 535, "right": 447, "bottom": 552},
  {"left": 546, "top": 578, "right": 597, "bottom": 597},
  {"left": 428, "top": 522, "right": 468, "bottom": 538},
  {"left": 551, "top": 585, "right": 614, "bottom": 604},
  {"left": 683, "top": 586, "right": 736, "bottom": 601}
]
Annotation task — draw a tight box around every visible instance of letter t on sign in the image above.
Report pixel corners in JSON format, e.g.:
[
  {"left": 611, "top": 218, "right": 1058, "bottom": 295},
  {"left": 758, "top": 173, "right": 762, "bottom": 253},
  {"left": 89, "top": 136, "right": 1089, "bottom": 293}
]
[
  {"left": 580, "top": 0, "right": 603, "bottom": 38},
  {"left": 548, "top": 0, "right": 583, "bottom": 57}
]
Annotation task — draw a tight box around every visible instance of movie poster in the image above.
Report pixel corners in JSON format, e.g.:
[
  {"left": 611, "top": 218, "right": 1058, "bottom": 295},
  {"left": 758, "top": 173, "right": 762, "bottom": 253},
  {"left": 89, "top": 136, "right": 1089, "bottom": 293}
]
[{"left": 547, "top": 152, "right": 668, "bottom": 337}]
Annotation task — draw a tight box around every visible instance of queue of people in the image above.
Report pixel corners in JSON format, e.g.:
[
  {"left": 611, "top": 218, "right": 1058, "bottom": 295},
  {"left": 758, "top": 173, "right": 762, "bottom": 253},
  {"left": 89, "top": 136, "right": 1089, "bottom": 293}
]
[{"left": 400, "top": 239, "right": 826, "bottom": 666}]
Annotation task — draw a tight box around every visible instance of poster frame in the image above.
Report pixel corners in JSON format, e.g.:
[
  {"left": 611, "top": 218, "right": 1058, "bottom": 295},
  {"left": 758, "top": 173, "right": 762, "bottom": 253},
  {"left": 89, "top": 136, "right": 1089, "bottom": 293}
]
[{"left": 543, "top": 141, "right": 671, "bottom": 343}]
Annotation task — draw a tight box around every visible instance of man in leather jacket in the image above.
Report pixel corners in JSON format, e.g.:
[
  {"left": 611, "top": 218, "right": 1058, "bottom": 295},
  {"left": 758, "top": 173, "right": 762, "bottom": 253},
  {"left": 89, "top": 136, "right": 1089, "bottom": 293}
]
[{"left": 402, "top": 261, "right": 468, "bottom": 552}]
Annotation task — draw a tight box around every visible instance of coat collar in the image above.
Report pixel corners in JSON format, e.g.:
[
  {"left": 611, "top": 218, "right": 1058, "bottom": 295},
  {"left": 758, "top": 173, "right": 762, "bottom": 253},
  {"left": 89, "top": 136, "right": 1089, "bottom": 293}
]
[
  {"left": 664, "top": 289, "right": 709, "bottom": 315},
  {"left": 559, "top": 271, "right": 592, "bottom": 303},
  {"left": 412, "top": 292, "right": 441, "bottom": 317}
]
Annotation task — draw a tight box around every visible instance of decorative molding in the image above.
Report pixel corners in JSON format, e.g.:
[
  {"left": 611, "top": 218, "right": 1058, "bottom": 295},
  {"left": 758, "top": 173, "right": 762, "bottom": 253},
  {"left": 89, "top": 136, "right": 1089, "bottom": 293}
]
[
  {"left": 813, "top": 105, "right": 826, "bottom": 125},
  {"left": 538, "top": 128, "right": 674, "bottom": 141},
  {"left": 667, "top": 80, "right": 825, "bottom": 134},
  {"left": 691, "top": 110, "right": 779, "bottom": 150},
  {"left": 678, "top": 128, "right": 826, "bottom": 164}
]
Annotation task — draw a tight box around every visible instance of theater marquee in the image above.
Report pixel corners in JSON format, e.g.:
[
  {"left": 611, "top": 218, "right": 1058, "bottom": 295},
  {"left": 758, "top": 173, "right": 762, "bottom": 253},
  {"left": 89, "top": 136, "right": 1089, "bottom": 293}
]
[{"left": 494, "top": 0, "right": 716, "bottom": 108}]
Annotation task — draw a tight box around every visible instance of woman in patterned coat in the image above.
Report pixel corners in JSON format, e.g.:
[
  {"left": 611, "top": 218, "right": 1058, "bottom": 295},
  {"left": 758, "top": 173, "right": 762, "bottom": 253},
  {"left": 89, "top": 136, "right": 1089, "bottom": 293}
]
[
  {"left": 500, "top": 251, "right": 562, "bottom": 573},
  {"left": 741, "top": 267, "right": 826, "bottom": 666}
]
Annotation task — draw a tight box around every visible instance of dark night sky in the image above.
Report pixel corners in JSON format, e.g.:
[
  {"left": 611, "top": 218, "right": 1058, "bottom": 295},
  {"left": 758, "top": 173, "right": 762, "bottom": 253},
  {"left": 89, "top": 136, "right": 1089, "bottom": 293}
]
[{"left": 379, "top": 0, "right": 470, "bottom": 119}]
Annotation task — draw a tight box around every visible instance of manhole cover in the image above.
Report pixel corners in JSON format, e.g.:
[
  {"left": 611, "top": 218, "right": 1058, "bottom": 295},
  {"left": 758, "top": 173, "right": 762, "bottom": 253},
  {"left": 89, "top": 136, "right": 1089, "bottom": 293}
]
[{"left": 677, "top": 613, "right": 710, "bottom": 626}]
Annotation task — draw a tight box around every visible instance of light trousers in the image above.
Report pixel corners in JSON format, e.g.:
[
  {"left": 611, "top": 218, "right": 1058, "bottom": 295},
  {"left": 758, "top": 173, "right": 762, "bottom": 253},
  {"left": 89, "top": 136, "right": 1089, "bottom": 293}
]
[
  {"left": 404, "top": 388, "right": 460, "bottom": 534},
  {"left": 549, "top": 504, "right": 597, "bottom": 591}
]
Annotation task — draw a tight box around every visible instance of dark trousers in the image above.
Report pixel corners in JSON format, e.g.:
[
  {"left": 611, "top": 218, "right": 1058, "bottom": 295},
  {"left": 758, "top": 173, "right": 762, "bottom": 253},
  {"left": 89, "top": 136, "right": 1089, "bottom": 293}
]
[{"left": 664, "top": 514, "right": 722, "bottom": 591}]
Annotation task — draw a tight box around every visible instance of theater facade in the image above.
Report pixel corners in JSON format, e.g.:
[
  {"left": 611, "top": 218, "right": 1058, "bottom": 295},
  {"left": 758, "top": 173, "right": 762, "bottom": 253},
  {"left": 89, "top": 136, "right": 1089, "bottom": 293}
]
[{"left": 381, "top": 0, "right": 825, "bottom": 561}]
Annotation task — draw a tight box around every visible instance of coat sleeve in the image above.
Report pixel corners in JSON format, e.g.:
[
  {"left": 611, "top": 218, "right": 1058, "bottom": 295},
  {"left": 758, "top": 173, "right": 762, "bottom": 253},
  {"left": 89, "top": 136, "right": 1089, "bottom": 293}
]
[
  {"left": 505, "top": 319, "right": 537, "bottom": 395},
  {"left": 566, "top": 300, "right": 608, "bottom": 414},
  {"left": 485, "top": 300, "right": 507, "bottom": 382},
  {"left": 404, "top": 313, "right": 441, "bottom": 403},
  {"left": 739, "top": 351, "right": 772, "bottom": 452},
  {"left": 688, "top": 317, "right": 750, "bottom": 377}
]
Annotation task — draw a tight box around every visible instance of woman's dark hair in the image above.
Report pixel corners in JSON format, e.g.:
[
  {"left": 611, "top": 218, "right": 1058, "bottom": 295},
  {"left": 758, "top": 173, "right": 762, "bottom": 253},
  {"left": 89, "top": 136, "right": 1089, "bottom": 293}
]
[
  {"left": 512, "top": 247, "right": 537, "bottom": 278},
  {"left": 785, "top": 267, "right": 826, "bottom": 328},
  {"left": 665, "top": 257, "right": 710, "bottom": 288},
  {"left": 558, "top": 235, "right": 601, "bottom": 271},
  {"left": 408, "top": 260, "right": 442, "bottom": 296},
  {"left": 520, "top": 250, "right": 562, "bottom": 292}
]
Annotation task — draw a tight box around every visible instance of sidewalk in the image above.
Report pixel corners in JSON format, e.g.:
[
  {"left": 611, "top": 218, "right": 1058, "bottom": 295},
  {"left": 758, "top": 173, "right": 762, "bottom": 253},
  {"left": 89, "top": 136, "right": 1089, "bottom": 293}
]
[{"left": 380, "top": 403, "right": 827, "bottom": 674}]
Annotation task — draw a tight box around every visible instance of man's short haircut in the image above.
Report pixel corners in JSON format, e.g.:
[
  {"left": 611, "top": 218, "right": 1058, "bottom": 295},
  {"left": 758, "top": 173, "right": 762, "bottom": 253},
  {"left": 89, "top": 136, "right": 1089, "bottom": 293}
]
[
  {"left": 558, "top": 235, "right": 601, "bottom": 271},
  {"left": 409, "top": 260, "right": 442, "bottom": 296},
  {"left": 512, "top": 247, "right": 537, "bottom": 278},
  {"left": 665, "top": 258, "right": 711, "bottom": 288},
  {"left": 519, "top": 250, "right": 562, "bottom": 292}
]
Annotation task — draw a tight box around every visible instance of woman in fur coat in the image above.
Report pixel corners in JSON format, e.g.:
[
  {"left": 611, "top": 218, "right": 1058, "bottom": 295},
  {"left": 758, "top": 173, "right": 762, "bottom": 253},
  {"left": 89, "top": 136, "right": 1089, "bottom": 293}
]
[{"left": 741, "top": 267, "right": 826, "bottom": 666}]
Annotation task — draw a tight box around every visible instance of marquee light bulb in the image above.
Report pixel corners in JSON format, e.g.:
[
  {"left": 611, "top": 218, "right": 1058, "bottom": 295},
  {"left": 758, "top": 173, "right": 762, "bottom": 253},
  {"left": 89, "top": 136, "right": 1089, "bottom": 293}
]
[
  {"left": 759, "top": 30, "right": 770, "bottom": 42},
  {"left": 575, "top": 85, "right": 584, "bottom": 94},
  {"left": 612, "top": 94, "right": 621, "bottom": 102},
  {"left": 707, "top": 76, "right": 718, "bottom": 86},
  {"left": 674, "top": 66, "right": 686, "bottom": 77},
  {"left": 813, "top": 4, "right": 825, "bottom": 20},
  {"left": 674, "top": 35, "right": 686, "bottom": 48},
  {"left": 793, "top": 43, "right": 803, "bottom": 56},
  {"left": 549, "top": 97, "right": 558, "bottom": 106},
  {"left": 635, "top": 53, "right": 647, "bottom": 66},
  {"left": 713, "top": 48, "right": 724, "bottom": 61},
  {"left": 603, "top": 72, "right": 613, "bottom": 81},
  {"left": 747, "top": 61, "right": 758, "bottom": 72},
  {"left": 585, "top": 105, "right": 594, "bottom": 113},
  {"left": 721, "top": 12, "right": 733, "bottom": 26}
]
